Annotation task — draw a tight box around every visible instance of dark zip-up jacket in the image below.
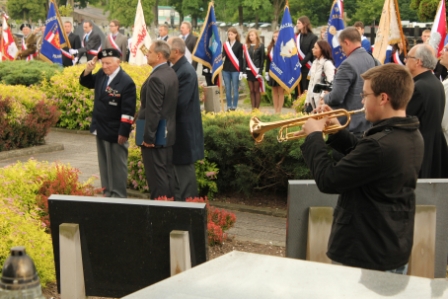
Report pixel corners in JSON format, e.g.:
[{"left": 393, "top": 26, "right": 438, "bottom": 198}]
[{"left": 301, "top": 116, "right": 424, "bottom": 271}]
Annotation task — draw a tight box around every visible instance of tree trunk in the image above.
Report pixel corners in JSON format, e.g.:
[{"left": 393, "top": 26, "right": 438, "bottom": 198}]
[
  {"left": 152, "top": 0, "right": 159, "bottom": 27},
  {"left": 238, "top": 5, "right": 243, "bottom": 27}
]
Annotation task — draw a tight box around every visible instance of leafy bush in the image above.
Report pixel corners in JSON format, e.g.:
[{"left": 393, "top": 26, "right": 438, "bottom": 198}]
[
  {"left": 127, "top": 134, "right": 219, "bottom": 199},
  {"left": 0, "top": 160, "right": 100, "bottom": 286},
  {"left": 36, "top": 165, "right": 103, "bottom": 230},
  {"left": 42, "top": 63, "right": 152, "bottom": 130},
  {"left": 0, "top": 84, "right": 49, "bottom": 110},
  {"left": 0, "top": 60, "right": 61, "bottom": 86},
  {"left": 202, "top": 110, "right": 311, "bottom": 196},
  {"left": 156, "top": 196, "right": 237, "bottom": 246},
  {"left": 0, "top": 96, "right": 60, "bottom": 151}
]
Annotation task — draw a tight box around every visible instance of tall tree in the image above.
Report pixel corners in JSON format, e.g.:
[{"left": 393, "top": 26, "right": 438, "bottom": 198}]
[
  {"left": 352, "top": 0, "right": 418, "bottom": 25},
  {"left": 181, "top": 0, "right": 208, "bottom": 28},
  {"left": 7, "top": 0, "right": 46, "bottom": 23},
  {"left": 410, "top": 0, "right": 440, "bottom": 21},
  {"left": 289, "top": 0, "right": 333, "bottom": 26},
  {"left": 105, "top": 0, "right": 156, "bottom": 27}
]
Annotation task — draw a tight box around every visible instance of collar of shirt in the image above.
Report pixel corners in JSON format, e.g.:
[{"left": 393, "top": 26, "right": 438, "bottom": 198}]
[
  {"left": 85, "top": 30, "right": 92, "bottom": 37},
  {"left": 152, "top": 62, "right": 167, "bottom": 72},
  {"left": 106, "top": 66, "right": 121, "bottom": 85},
  {"left": 183, "top": 33, "right": 189, "bottom": 40}
]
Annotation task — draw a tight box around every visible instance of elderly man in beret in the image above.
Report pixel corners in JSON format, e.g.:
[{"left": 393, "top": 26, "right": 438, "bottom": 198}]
[
  {"left": 17, "top": 24, "right": 38, "bottom": 60},
  {"left": 80, "top": 48, "right": 137, "bottom": 198}
]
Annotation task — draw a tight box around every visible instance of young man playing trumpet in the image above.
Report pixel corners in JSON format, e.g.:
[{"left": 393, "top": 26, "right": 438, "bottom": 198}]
[{"left": 300, "top": 64, "right": 424, "bottom": 274}]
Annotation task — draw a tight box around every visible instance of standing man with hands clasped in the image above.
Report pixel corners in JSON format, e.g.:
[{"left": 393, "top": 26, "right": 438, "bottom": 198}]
[
  {"left": 79, "top": 48, "right": 136, "bottom": 198},
  {"left": 300, "top": 64, "right": 424, "bottom": 274},
  {"left": 138, "top": 41, "right": 179, "bottom": 199}
]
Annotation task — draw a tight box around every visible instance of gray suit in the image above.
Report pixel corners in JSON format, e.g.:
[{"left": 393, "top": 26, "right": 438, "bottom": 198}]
[
  {"left": 323, "top": 47, "right": 375, "bottom": 134},
  {"left": 104, "top": 32, "right": 128, "bottom": 62},
  {"left": 138, "top": 63, "right": 179, "bottom": 199}
]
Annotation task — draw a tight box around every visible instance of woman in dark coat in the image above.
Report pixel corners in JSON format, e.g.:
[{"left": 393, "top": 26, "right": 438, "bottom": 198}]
[
  {"left": 243, "top": 29, "right": 265, "bottom": 109},
  {"left": 296, "top": 16, "right": 318, "bottom": 94}
]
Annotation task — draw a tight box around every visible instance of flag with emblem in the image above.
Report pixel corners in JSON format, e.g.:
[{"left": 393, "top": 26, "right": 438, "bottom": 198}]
[
  {"left": 372, "top": 0, "right": 406, "bottom": 64},
  {"left": 269, "top": 3, "right": 301, "bottom": 93},
  {"left": 129, "top": 0, "right": 152, "bottom": 65},
  {"left": 39, "top": 0, "right": 70, "bottom": 65},
  {"left": 327, "top": 0, "right": 346, "bottom": 67},
  {"left": 1, "top": 12, "right": 19, "bottom": 61},
  {"left": 192, "top": 2, "right": 223, "bottom": 84}
]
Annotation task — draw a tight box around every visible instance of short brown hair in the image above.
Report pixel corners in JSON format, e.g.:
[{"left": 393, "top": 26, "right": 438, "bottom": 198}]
[
  {"left": 110, "top": 19, "right": 120, "bottom": 28},
  {"left": 361, "top": 64, "right": 414, "bottom": 110},
  {"left": 339, "top": 27, "right": 361, "bottom": 44},
  {"left": 353, "top": 21, "right": 364, "bottom": 29}
]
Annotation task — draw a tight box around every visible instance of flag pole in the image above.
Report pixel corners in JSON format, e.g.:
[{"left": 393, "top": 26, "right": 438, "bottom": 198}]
[
  {"left": 219, "top": 72, "right": 224, "bottom": 112},
  {"left": 393, "top": 0, "right": 406, "bottom": 56},
  {"left": 0, "top": 15, "right": 4, "bottom": 62}
]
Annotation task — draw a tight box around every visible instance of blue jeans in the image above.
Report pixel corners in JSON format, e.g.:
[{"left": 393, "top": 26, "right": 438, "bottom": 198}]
[{"left": 222, "top": 71, "right": 240, "bottom": 109}]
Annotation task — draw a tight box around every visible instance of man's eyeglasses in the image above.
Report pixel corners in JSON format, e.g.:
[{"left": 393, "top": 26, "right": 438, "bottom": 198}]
[
  {"left": 360, "top": 92, "right": 375, "bottom": 99},
  {"left": 405, "top": 55, "right": 418, "bottom": 60}
]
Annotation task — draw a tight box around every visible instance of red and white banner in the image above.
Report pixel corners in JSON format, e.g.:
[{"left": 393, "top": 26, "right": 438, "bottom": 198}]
[
  {"left": 296, "top": 34, "right": 312, "bottom": 69},
  {"left": 1, "top": 15, "right": 19, "bottom": 61},
  {"left": 223, "top": 41, "right": 239, "bottom": 71},
  {"left": 429, "top": 0, "right": 446, "bottom": 56},
  {"left": 243, "top": 45, "right": 265, "bottom": 93},
  {"left": 392, "top": 51, "right": 404, "bottom": 65},
  {"left": 129, "top": 0, "right": 152, "bottom": 65}
]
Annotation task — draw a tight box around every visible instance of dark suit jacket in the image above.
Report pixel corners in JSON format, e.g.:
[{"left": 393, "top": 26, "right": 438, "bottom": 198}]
[
  {"left": 171, "top": 56, "right": 204, "bottom": 165},
  {"left": 222, "top": 41, "right": 243, "bottom": 73},
  {"left": 104, "top": 32, "right": 128, "bottom": 62},
  {"left": 406, "top": 70, "right": 448, "bottom": 178},
  {"left": 79, "top": 68, "right": 136, "bottom": 143},
  {"left": 297, "top": 32, "right": 318, "bottom": 69},
  {"left": 63, "top": 32, "right": 81, "bottom": 67},
  {"left": 158, "top": 35, "right": 169, "bottom": 42},
  {"left": 78, "top": 30, "right": 102, "bottom": 61},
  {"left": 185, "top": 33, "right": 198, "bottom": 70},
  {"left": 138, "top": 63, "right": 179, "bottom": 146}
]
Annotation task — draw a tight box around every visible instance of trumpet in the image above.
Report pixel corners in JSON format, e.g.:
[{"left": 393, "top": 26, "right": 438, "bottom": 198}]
[{"left": 250, "top": 108, "right": 365, "bottom": 143}]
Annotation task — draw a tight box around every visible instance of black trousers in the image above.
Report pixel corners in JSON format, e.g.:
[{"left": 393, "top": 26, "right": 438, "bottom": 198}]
[{"left": 141, "top": 146, "right": 176, "bottom": 199}]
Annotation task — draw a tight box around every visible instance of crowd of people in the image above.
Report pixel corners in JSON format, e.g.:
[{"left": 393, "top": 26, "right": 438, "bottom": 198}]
[{"left": 7, "top": 17, "right": 448, "bottom": 275}]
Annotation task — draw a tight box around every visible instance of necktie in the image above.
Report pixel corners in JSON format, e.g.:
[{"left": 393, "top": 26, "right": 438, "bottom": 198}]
[
  {"left": 85, "top": 34, "right": 89, "bottom": 42},
  {"left": 102, "top": 76, "right": 109, "bottom": 93},
  {"left": 182, "top": 35, "right": 186, "bottom": 40}
]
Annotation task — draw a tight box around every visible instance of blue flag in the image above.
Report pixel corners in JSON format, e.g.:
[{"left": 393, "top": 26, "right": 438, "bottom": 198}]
[
  {"left": 327, "top": 0, "right": 345, "bottom": 67},
  {"left": 39, "top": 0, "right": 70, "bottom": 65},
  {"left": 269, "top": 6, "right": 301, "bottom": 94},
  {"left": 192, "top": 2, "right": 223, "bottom": 83}
]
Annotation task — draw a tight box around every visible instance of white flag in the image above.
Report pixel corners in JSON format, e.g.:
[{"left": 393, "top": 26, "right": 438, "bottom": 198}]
[{"left": 129, "top": 0, "right": 152, "bottom": 65}]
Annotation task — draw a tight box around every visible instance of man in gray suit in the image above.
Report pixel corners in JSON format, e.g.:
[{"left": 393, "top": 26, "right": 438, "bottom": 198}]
[
  {"left": 180, "top": 21, "right": 198, "bottom": 70},
  {"left": 104, "top": 19, "right": 128, "bottom": 62},
  {"left": 323, "top": 27, "right": 376, "bottom": 136},
  {"left": 138, "top": 41, "right": 179, "bottom": 199},
  {"left": 167, "top": 37, "right": 205, "bottom": 201}
]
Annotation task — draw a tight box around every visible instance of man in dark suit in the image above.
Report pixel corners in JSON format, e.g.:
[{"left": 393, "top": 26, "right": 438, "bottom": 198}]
[
  {"left": 104, "top": 19, "right": 128, "bottom": 62},
  {"left": 157, "top": 24, "right": 169, "bottom": 42},
  {"left": 62, "top": 21, "right": 81, "bottom": 67},
  {"left": 138, "top": 41, "right": 179, "bottom": 199},
  {"left": 405, "top": 44, "right": 448, "bottom": 178},
  {"left": 180, "top": 21, "right": 198, "bottom": 70},
  {"left": 167, "top": 37, "right": 205, "bottom": 201},
  {"left": 79, "top": 48, "right": 136, "bottom": 197},
  {"left": 71, "top": 21, "right": 102, "bottom": 63},
  {"left": 323, "top": 27, "right": 375, "bottom": 137}
]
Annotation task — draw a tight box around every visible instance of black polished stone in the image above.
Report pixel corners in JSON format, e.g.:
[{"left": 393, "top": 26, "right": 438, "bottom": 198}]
[{"left": 48, "top": 195, "right": 208, "bottom": 298}]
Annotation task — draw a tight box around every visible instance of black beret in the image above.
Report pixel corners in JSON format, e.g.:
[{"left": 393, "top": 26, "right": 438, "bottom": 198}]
[
  {"left": 98, "top": 48, "right": 121, "bottom": 59},
  {"left": 20, "top": 24, "right": 31, "bottom": 30}
]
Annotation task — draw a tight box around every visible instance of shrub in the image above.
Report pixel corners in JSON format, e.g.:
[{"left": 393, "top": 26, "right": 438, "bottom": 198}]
[
  {"left": 36, "top": 165, "right": 103, "bottom": 230},
  {"left": 42, "top": 63, "right": 152, "bottom": 130},
  {"left": 0, "top": 84, "right": 49, "bottom": 110},
  {"left": 0, "top": 160, "right": 101, "bottom": 286},
  {"left": 156, "top": 196, "right": 237, "bottom": 246},
  {"left": 127, "top": 134, "right": 219, "bottom": 199},
  {"left": 0, "top": 96, "right": 59, "bottom": 151},
  {"left": 0, "top": 60, "right": 61, "bottom": 86},
  {"left": 202, "top": 110, "right": 311, "bottom": 196}
]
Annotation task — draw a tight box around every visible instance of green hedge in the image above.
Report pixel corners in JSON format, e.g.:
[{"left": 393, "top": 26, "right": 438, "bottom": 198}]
[
  {"left": 202, "top": 110, "right": 311, "bottom": 196},
  {"left": 0, "top": 60, "right": 62, "bottom": 86}
]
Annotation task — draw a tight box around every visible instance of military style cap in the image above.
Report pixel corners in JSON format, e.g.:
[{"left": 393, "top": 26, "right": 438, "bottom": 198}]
[
  {"left": 20, "top": 24, "right": 31, "bottom": 30},
  {"left": 98, "top": 48, "right": 121, "bottom": 59}
]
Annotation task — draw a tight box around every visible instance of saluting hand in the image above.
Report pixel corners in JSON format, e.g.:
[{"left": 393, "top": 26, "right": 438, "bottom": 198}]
[{"left": 84, "top": 56, "right": 98, "bottom": 75}]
